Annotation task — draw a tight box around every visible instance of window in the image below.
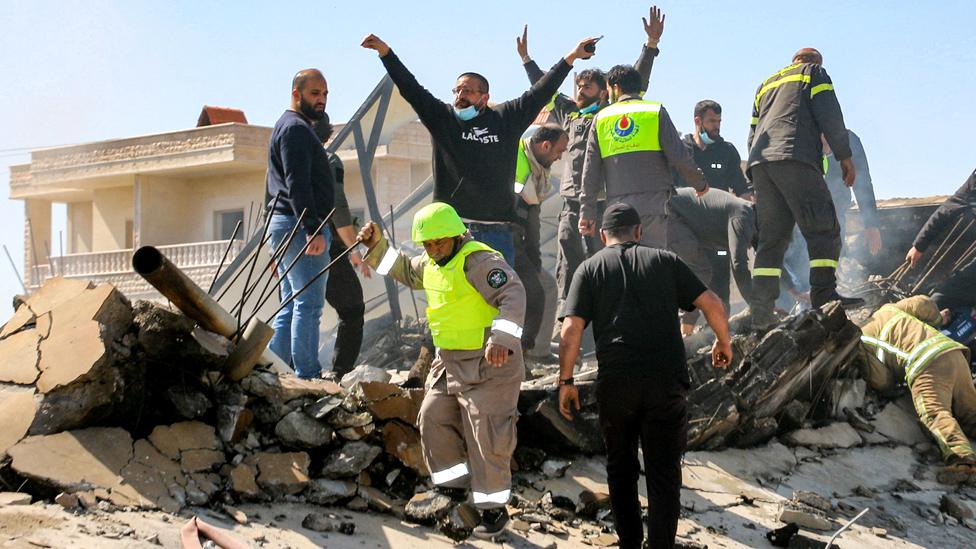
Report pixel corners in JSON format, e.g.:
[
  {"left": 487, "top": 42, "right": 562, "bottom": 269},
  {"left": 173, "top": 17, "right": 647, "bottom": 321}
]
[{"left": 215, "top": 209, "right": 245, "bottom": 240}]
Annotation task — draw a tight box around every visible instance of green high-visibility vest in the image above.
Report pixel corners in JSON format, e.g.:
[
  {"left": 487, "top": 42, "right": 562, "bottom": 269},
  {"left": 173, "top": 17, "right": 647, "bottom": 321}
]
[
  {"left": 514, "top": 139, "right": 531, "bottom": 194},
  {"left": 423, "top": 240, "right": 500, "bottom": 350},
  {"left": 859, "top": 305, "right": 967, "bottom": 386},
  {"left": 595, "top": 99, "right": 662, "bottom": 159}
]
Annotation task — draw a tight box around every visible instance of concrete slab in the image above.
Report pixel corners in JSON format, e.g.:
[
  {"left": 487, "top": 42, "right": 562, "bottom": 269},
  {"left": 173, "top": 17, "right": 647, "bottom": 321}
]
[{"left": 782, "top": 445, "right": 917, "bottom": 497}]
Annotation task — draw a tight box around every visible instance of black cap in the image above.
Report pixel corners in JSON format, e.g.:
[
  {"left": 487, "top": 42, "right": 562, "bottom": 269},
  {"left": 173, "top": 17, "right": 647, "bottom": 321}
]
[{"left": 601, "top": 202, "right": 641, "bottom": 230}]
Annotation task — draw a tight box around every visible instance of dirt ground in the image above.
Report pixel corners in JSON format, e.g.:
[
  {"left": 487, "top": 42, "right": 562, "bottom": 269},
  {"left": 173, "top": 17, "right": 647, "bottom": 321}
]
[{"left": 0, "top": 436, "right": 971, "bottom": 549}]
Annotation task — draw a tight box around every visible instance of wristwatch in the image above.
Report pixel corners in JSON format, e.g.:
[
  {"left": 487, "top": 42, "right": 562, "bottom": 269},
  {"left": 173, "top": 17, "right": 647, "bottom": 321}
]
[{"left": 558, "top": 377, "right": 574, "bottom": 386}]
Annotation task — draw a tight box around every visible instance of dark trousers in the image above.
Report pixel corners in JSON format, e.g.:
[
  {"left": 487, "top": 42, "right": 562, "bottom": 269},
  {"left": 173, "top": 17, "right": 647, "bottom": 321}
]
[
  {"left": 556, "top": 199, "right": 605, "bottom": 310},
  {"left": 325, "top": 237, "right": 364, "bottom": 377},
  {"left": 514, "top": 202, "right": 545, "bottom": 349},
  {"left": 933, "top": 256, "right": 976, "bottom": 310},
  {"left": 597, "top": 373, "right": 688, "bottom": 549},
  {"left": 752, "top": 161, "right": 842, "bottom": 315}
]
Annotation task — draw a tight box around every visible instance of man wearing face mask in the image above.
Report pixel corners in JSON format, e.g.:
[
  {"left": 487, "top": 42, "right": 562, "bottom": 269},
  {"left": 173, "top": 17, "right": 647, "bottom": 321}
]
[
  {"left": 680, "top": 100, "right": 752, "bottom": 199},
  {"left": 516, "top": 5, "right": 666, "bottom": 313},
  {"left": 358, "top": 202, "right": 526, "bottom": 539},
  {"left": 579, "top": 65, "right": 708, "bottom": 249},
  {"left": 361, "top": 33, "right": 597, "bottom": 267},
  {"left": 264, "top": 69, "right": 335, "bottom": 379},
  {"left": 513, "top": 124, "right": 569, "bottom": 358}
]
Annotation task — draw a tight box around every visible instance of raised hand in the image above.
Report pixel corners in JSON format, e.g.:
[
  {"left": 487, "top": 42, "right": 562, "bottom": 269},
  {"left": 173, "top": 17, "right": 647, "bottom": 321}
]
[
  {"left": 566, "top": 36, "right": 600, "bottom": 64},
  {"left": 360, "top": 34, "right": 391, "bottom": 57},
  {"left": 643, "top": 5, "right": 666, "bottom": 46},
  {"left": 516, "top": 25, "right": 530, "bottom": 61}
]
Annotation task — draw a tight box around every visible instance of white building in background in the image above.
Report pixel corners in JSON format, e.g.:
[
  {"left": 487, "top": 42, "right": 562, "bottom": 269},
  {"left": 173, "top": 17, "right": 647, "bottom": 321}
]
[{"left": 8, "top": 106, "right": 432, "bottom": 301}]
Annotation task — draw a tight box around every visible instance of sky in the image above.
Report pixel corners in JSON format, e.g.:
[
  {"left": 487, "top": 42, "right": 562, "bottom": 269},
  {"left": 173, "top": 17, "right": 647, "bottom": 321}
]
[{"left": 1, "top": 0, "right": 974, "bottom": 313}]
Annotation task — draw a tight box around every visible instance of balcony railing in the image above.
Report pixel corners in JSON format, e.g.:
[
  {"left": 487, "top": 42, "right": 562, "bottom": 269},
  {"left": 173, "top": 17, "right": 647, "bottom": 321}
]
[{"left": 28, "top": 239, "right": 245, "bottom": 299}]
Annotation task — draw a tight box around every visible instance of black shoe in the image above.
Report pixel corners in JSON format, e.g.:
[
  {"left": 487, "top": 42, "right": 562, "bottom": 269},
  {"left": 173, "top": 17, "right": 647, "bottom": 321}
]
[
  {"left": 433, "top": 486, "right": 468, "bottom": 503},
  {"left": 472, "top": 507, "right": 508, "bottom": 539},
  {"left": 749, "top": 308, "right": 777, "bottom": 331}
]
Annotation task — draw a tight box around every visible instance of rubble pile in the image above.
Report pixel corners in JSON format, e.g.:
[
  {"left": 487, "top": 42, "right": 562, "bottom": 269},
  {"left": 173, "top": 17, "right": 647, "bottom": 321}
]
[{"left": 513, "top": 302, "right": 864, "bottom": 454}]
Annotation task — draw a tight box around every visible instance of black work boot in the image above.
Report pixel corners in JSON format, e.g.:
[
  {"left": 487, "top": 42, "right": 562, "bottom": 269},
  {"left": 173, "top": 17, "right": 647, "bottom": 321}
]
[
  {"left": 472, "top": 506, "right": 509, "bottom": 539},
  {"left": 433, "top": 486, "right": 469, "bottom": 503}
]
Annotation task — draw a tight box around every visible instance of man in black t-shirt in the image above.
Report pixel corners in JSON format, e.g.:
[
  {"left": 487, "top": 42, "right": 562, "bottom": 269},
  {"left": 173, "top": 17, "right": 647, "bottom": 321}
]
[{"left": 557, "top": 203, "right": 731, "bottom": 549}]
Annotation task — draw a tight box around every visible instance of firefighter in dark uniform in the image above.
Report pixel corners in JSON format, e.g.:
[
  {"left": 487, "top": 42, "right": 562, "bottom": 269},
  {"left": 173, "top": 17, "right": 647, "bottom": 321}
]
[{"left": 747, "top": 47, "right": 863, "bottom": 328}]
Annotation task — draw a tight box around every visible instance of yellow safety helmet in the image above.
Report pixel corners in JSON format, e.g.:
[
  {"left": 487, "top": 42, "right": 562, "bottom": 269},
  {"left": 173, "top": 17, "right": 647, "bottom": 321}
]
[{"left": 411, "top": 202, "right": 467, "bottom": 243}]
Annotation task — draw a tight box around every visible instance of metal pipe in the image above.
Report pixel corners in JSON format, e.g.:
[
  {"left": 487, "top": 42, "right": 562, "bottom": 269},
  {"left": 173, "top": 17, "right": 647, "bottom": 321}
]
[
  {"left": 827, "top": 507, "right": 869, "bottom": 547},
  {"left": 208, "top": 220, "right": 243, "bottom": 294},
  {"left": 132, "top": 245, "right": 277, "bottom": 377}
]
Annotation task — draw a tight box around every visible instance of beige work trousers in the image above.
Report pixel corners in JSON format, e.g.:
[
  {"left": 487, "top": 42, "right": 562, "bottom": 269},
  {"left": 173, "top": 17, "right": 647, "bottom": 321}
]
[
  {"left": 910, "top": 352, "right": 976, "bottom": 461},
  {"left": 418, "top": 357, "right": 521, "bottom": 509}
]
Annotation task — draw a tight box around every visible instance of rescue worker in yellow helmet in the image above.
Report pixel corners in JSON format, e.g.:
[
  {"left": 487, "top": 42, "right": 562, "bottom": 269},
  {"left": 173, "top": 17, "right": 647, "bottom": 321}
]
[
  {"left": 860, "top": 295, "right": 976, "bottom": 484},
  {"left": 358, "top": 202, "right": 526, "bottom": 539}
]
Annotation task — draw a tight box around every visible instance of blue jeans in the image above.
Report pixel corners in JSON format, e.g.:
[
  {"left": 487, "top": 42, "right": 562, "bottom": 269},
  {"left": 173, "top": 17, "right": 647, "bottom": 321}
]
[
  {"left": 267, "top": 214, "right": 330, "bottom": 379},
  {"left": 468, "top": 223, "right": 515, "bottom": 267}
]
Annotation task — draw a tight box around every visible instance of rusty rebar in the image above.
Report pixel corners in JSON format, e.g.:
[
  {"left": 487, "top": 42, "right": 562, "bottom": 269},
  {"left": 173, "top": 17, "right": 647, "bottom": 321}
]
[
  {"left": 215, "top": 193, "right": 280, "bottom": 302},
  {"left": 911, "top": 218, "right": 975, "bottom": 294},
  {"left": 208, "top": 219, "right": 243, "bottom": 294},
  {"left": 231, "top": 208, "right": 308, "bottom": 315},
  {"left": 246, "top": 238, "right": 366, "bottom": 335}
]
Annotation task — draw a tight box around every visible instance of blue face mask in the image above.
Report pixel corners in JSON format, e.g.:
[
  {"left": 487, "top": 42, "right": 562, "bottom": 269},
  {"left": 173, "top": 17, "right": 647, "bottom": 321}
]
[
  {"left": 454, "top": 104, "right": 480, "bottom": 121},
  {"left": 579, "top": 102, "right": 600, "bottom": 115},
  {"left": 699, "top": 131, "right": 715, "bottom": 146}
]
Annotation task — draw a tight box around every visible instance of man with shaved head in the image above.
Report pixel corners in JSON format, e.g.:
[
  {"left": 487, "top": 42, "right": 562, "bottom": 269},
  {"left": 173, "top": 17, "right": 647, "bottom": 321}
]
[
  {"left": 264, "top": 68, "right": 335, "bottom": 379},
  {"left": 746, "top": 47, "right": 862, "bottom": 329}
]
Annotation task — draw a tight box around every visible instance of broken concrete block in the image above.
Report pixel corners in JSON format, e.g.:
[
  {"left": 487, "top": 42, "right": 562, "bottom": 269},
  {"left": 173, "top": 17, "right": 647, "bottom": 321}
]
[
  {"left": 356, "top": 381, "right": 402, "bottom": 403},
  {"left": 358, "top": 485, "right": 396, "bottom": 513},
  {"left": 541, "top": 458, "right": 572, "bottom": 479},
  {"left": 382, "top": 420, "right": 428, "bottom": 475},
  {"left": 437, "top": 503, "right": 479, "bottom": 542},
  {"left": 229, "top": 464, "right": 263, "bottom": 500},
  {"left": 340, "top": 365, "right": 391, "bottom": 389},
  {"left": 328, "top": 409, "right": 372, "bottom": 429},
  {"left": 302, "top": 512, "right": 356, "bottom": 534},
  {"left": 321, "top": 441, "right": 382, "bottom": 478},
  {"left": 148, "top": 421, "right": 220, "bottom": 460},
  {"left": 576, "top": 490, "right": 612, "bottom": 520},
  {"left": 783, "top": 422, "right": 863, "bottom": 449},
  {"left": 9, "top": 427, "right": 133, "bottom": 491},
  {"left": 249, "top": 452, "right": 310, "bottom": 497},
  {"left": 405, "top": 490, "right": 452, "bottom": 524},
  {"left": 54, "top": 492, "right": 79, "bottom": 509},
  {"left": 0, "top": 386, "right": 38, "bottom": 457},
  {"left": 793, "top": 490, "right": 832, "bottom": 513},
  {"left": 777, "top": 505, "right": 832, "bottom": 531},
  {"left": 216, "top": 404, "right": 253, "bottom": 443},
  {"left": 830, "top": 379, "right": 866, "bottom": 419},
  {"left": 164, "top": 386, "right": 211, "bottom": 420},
  {"left": 180, "top": 449, "right": 225, "bottom": 473},
  {"left": 872, "top": 400, "right": 929, "bottom": 446},
  {"left": 306, "top": 394, "right": 343, "bottom": 419},
  {"left": 337, "top": 423, "right": 375, "bottom": 441},
  {"left": 274, "top": 410, "right": 333, "bottom": 449},
  {"left": 242, "top": 370, "right": 341, "bottom": 403},
  {"left": 0, "top": 277, "right": 93, "bottom": 338},
  {"left": 368, "top": 394, "right": 420, "bottom": 424},
  {"left": 35, "top": 283, "right": 132, "bottom": 394},
  {"left": 306, "top": 478, "right": 357, "bottom": 505},
  {"left": 0, "top": 329, "right": 41, "bottom": 384},
  {"left": 0, "top": 492, "right": 31, "bottom": 506},
  {"left": 941, "top": 494, "right": 976, "bottom": 521}
]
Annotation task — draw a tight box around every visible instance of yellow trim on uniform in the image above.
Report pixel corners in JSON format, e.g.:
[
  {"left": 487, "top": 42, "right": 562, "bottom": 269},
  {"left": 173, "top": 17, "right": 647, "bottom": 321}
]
[
  {"left": 755, "top": 74, "right": 811, "bottom": 107},
  {"left": 810, "top": 83, "right": 834, "bottom": 98},
  {"left": 753, "top": 267, "right": 782, "bottom": 277},
  {"left": 809, "top": 259, "right": 839, "bottom": 268},
  {"left": 750, "top": 117, "right": 759, "bottom": 125}
]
